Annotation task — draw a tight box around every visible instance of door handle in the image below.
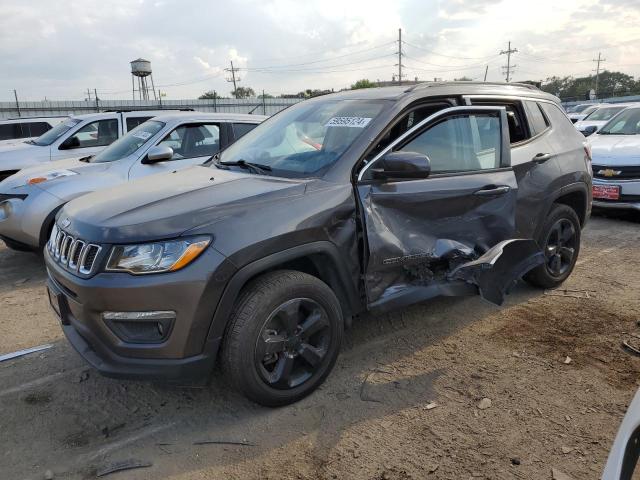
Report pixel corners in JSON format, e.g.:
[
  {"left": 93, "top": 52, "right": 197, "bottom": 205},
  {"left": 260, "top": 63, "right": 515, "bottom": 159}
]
[
  {"left": 532, "top": 152, "right": 552, "bottom": 164},
  {"left": 474, "top": 185, "right": 511, "bottom": 196}
]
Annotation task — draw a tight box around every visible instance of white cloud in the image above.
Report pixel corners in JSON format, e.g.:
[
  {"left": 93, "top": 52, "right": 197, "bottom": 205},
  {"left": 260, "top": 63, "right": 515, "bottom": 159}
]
[{"left": 0, "top": 0, "right": 639, "bottom": 100}]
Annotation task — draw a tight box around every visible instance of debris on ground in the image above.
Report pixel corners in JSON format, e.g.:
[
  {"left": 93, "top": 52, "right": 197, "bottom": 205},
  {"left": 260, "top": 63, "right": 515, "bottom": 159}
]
[
  {"left": 96, "top": 460, "right": 152, "bottom": 477},
  {"left": 622, "top": 339, "right": 640, "bottom": 357},
  {"left": 193, "top": 439, "right": 254, "bottom": 447},
  {"left": 563, "top": 356, "right": 572, "bottom": 365},
  {"left": 477, "top": 398, "right": 492, "bottom": 410},
  {"left": 0, "top": 344, "right": 53, "bottom": 363},
  {"left": 544, "top": 289, "right": 592, "bottom": 299},
  {"left": 511, "top": 457, "right": 521, "bottom": 465},
  {"left": 44, "top": 469, "right": 54, "bottom": 480},
  {"left": 13, "top": 278, "right": 29, "bottom": 286},
  {"left": 561, "top": 446, "right": 574, "bottom": 454},
  {"left": 551, "top": 467, "right": 574, "bottom": 480},
  {"left": 424, "top": 402, "right": 438, "bottom": 410}
]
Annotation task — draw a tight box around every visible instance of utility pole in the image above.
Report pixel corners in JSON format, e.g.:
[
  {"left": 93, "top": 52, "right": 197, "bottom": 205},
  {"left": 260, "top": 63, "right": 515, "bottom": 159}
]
[
  {"left": 500, "top": 41, "right": 518, "bottom": 82},
  {"left": 225, "top": 61, "right": 240, "bottom": 98},
  {"left": 13, "top": 89, "right": 21, "bottom": 117},
  {"left": 395, "top": 28, "right": 405, "bottom": 86},
  {"left": 593, "top": 52, "right": 606, "bottom": 99},
  {"left": 483, "top": 65, "right": 489, "bottom": 82},
  {"left": 94, "top": 88, "right": 99, "bottom": 112},
  {"left": 86, "top": 88, "right": 93, "bottom": 102}
]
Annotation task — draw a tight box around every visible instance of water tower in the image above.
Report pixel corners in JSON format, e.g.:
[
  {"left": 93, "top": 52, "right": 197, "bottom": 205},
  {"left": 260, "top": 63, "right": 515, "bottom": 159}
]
[{"left": 130, "top": 58, "right": 157, "bottom": 101}]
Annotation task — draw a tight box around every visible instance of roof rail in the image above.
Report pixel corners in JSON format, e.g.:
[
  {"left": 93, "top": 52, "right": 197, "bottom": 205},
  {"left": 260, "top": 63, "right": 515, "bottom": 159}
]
[
  {"left": 4, "top": 115, "right": 69, "bottom": 121},
  {"left": 102, "top": 108, "right": 195, "bottom": 113},
  {"left": 406, "top": 81, "right": 541, "bottom": 92}
]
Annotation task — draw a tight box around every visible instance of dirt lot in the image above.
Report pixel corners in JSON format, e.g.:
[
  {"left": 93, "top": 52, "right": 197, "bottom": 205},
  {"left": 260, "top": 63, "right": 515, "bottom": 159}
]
[{"left": 1, "top": 212, "right": 639, "bottom": 480}]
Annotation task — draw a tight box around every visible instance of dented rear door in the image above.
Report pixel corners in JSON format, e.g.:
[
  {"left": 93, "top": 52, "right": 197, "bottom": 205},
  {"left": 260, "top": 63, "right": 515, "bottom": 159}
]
[{"left": 357, "top": 106, "right": 533, "bottom": 308}]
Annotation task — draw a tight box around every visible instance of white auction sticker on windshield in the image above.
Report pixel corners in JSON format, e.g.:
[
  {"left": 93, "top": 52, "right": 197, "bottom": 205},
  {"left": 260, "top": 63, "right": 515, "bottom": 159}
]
[
  {"left": 325, "top": 117, "right": 372, "bottom": 128},
  {"left": 132, "top": 131, "right": 153, "bottom": 140}
]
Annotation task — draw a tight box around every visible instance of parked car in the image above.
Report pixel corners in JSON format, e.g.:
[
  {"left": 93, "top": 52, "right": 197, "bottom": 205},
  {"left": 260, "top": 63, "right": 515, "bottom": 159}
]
[
  {"left": 568, "top": 103, "right": 603, "bottom": 123},
  {"left": 589, "top": 105, "right": 640, "bottom": 210},
  {"left": 45, "top": 82, "right": 591, "bottom": 406},
  {"left": 575, "top": 103, "right": 638, "bottom": 136},
  {"left": 0, "top": 116, "right": 68, "bottom": 144},
  {"left": 602, "top": 388, "right": 640, "bottom": 479},
  {"left": 0, "top": 110, "right": 189, "bottom": 181},
  {"left": 0, "top": 113, "right": 265, "bottom": 252},
  {"left": 565, "top": 103, "right": 593, "bottom": 114}
]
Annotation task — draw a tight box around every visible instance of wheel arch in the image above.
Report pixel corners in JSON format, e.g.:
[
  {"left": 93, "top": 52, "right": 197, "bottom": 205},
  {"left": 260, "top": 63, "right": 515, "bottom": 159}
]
[
  {"left": 38, "top": 203, "right": 65, "bottom": 249},
  {"left": 534, "top": 182, "right": 589, "bottom": 241},
  {"left": 206, "top": 241, "right": 362, "bottom": 348}
]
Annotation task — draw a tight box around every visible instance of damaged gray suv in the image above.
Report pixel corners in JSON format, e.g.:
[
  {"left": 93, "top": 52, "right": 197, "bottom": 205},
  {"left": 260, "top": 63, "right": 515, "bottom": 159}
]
[{"left": 45, "top": 83, "right": 592, "bottom": 406}]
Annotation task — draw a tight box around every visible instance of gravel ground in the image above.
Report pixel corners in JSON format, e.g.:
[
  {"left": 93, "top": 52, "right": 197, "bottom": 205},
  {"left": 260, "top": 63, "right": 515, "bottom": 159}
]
[{"left": 0, "top": 211, "right": 639, "bottom": 480}]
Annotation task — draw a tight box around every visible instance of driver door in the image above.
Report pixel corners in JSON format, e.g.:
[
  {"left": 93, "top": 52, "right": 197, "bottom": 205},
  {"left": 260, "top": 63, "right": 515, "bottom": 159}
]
[
  {"left": 357, "top": 106, "right": 542, "bottom": 308},
  {"left": 128, "top": 123, "right": 222, "bottom": 179}
]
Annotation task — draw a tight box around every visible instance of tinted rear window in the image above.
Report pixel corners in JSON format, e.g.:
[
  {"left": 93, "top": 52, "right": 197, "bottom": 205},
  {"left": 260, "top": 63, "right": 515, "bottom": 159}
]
[
  {"left": 525, "top": 101, "right": 550, "bottom": 136},
  {"left": 126, "top": 117, "right": 152, "bottom": 131},
  {"left": 233, "top": 122, "right": 258, "bottom": 140}
]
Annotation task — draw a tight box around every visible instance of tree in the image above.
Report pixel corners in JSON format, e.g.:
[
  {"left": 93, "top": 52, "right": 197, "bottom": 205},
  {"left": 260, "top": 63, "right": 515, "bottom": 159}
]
[
  {"left": 231, "top": 86, "right": 255, "bottom": 99},
  {"left": 351, "top": 79, "right": 377, "bottom": 89},
  {"left": 198, "top": 90, "right": 218, "bottom": 99},
  {"left": 257, "top": 92, "right": 274, "bottom": 99},
  {"left": 454, "top": 76, "right": 473, "bottom": 81}
]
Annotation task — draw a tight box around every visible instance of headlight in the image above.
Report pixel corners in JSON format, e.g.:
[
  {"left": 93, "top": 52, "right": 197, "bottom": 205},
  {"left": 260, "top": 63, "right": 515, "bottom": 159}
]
[
  {"left": 106, "top": 236, "right": 211, "bottom": 274},
  {"left": 28, "top": 169, "right": 77, "bottom": 185}
]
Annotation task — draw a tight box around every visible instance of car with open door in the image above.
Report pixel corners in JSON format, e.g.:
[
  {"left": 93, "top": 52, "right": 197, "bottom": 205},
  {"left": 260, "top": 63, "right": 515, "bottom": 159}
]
[
  {"left": 0, "top": 112, "right": 265, "bottom": 251},
  {"left": 44, "top": 82, "right": 591, "bottom": 406}
]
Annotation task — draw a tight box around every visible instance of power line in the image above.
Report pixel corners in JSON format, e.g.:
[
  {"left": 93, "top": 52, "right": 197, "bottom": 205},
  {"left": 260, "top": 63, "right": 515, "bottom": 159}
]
[
  {"left": 402, "top": 40, "right": 497, "bottom": 60},
  {"left": 395, "top": 28, "right": 405, "bottom": 85},
  {"left": 241, "top": 54, "right": 396, "bottom": 73},
  {"left": 593, "top": 52, "right": 606, "bottom": 98},
  {"left": 225, "top": 61, "right": 240, "bottom": 97},
  {"left": 500, "top": 41, "right": 518, "bottom": 82}
]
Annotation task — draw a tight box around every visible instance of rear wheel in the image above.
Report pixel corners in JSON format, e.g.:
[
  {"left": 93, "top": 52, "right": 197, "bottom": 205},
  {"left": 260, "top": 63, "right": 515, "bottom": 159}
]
[
  {"left": 221, "top": 270, "right": 343, "bottom": 407},
  {"left": 525, "top": 204, "right": 581, "bottom": 289}
]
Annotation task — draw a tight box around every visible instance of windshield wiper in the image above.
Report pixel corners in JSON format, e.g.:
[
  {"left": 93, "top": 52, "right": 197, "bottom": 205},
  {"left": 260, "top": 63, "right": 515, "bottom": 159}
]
[
  {"left": 78, "top": 155, "right": 93, "bottom": 163},
  {"left": 219, "top": 159, "right": 272, "bottom": 175}
]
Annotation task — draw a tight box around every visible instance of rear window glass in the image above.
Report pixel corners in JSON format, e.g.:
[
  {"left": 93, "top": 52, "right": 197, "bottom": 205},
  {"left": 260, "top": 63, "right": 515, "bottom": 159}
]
[
  {"left": 126, "top": 117, "right": 152, "bottom": 131},
  {"left": 525, "top": 101, "right": 550, "bottom": 136},
  {"left": 233, "top": 123, "right": 258, "bottom": 140},
  {"left": 0, "top": 124, "right": 19, "bottom": 140}
]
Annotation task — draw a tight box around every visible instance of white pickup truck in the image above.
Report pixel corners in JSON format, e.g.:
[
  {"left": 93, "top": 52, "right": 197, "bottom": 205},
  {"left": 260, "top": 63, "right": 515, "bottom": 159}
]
[{"left": 0, "top": 110, "right": 189, "bottom": 181}]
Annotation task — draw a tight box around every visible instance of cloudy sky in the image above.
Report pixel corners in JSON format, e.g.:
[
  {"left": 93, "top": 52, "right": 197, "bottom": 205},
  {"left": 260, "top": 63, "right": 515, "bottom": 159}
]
[{"left": 1, "top": 0, "right": 639, "bottom": 101}]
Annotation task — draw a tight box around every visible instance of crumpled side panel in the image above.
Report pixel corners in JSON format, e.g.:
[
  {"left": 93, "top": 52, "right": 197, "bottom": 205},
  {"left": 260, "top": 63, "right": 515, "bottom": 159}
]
[{"left": 357, "top": 170, "right": 521, "bottom": 306}]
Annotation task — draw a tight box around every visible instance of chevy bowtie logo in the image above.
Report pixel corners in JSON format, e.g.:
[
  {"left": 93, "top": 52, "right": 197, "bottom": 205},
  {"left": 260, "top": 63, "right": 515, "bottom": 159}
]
[{"left": 598, "top": 168, "right": 621, "bottom": 177}]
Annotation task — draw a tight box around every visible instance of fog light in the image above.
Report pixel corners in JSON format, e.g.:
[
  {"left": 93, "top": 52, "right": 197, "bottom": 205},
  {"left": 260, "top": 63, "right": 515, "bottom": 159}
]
[{"left": 102, "top": 311, "right": 175, "bottom": 344}]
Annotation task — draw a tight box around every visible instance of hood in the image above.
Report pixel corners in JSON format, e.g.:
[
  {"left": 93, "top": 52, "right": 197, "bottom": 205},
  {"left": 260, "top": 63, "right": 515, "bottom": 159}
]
[
  {"left": 0, "top": 140, "right": 39, "bottom": 155},
  {"left": 0, "top": 157, "right": 110, "bottom": 192},
  {"left": 62, "top": 165, "right": 308, "bottom": 243},
  {"left": 589, "top": 134, "right": 640, "bottom": 165},
  {"left": 0, "top": 138, "right": 34, "bottom": 148}
]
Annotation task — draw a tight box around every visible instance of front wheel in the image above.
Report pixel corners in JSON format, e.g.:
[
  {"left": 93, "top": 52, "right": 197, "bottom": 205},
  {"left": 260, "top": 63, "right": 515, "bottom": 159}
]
[
  {"left": 525, "top": 203, "right": 581, "bottom": 289},
  {"left": 221, "top": 270, "right": 343, "bottom": 407}
]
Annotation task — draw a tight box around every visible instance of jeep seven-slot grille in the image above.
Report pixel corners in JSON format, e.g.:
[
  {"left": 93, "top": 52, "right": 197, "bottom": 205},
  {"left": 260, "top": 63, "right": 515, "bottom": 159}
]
[{"left": 47, "top": 224, "right": 101, "bottom": 275}]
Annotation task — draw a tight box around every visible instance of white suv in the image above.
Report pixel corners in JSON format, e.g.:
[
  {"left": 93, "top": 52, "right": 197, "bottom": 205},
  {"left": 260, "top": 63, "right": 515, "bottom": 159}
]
[{"left": 0, "top": 110, "right": 188, "bottom": 181}]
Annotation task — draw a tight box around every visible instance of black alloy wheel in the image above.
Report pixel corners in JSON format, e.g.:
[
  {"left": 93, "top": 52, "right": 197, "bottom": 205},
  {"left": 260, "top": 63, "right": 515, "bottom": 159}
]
[{"left": 255, "top": 298, "right": 331, "bottom": 389}]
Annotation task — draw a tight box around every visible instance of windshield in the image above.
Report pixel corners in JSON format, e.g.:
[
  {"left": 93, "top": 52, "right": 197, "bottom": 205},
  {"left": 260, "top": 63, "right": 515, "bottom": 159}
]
[
  {"left": 32, "top": 118, "right": 81, "bottom": 146},
  {"left": 91, "top": 120, "right": 164, "bottom": 163},
  {"left": 598, "top": 108, "right": 640, "bottom": 135},
  {"left": 217, "top": 99, "right": 387, "bottom": 177},
  {"left": 580, "top": 106, "right": 598, "bottom": 117},
  {"left": 584, "top": 106, "right": 626, "bottom": 121}
]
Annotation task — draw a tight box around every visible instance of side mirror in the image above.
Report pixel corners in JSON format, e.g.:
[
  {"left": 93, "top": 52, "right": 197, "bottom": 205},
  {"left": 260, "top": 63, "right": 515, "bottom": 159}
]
[
  {"left": 371, "top": 151, "right": 431, "bottom": 180},
  {"left": 583, "top": 125, "right": 598, "bottom": 136},
  {"left": 142, "top": 145, "right": 174, "bottom": 164},
  {"left": 59, "top": 136, "right": 80, "bottom": 150}
]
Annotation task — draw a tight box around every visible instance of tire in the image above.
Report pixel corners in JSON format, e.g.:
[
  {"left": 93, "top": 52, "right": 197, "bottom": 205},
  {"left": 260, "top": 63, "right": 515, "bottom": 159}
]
[
  {"left": 221, "top": 270, "right": 343, "bottom": 407},
  {"left": 525, "top": 203, "right": 581, "bottom": 289}
]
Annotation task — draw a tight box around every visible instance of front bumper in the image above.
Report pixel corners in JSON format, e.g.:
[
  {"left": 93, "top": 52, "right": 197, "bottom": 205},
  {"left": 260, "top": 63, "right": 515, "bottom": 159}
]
[
  {"left": 592, "top": 177, "right": 640, "bottom": 211},
  {"left": 45, "top": 246, "right": 237, "bottom": 381}
]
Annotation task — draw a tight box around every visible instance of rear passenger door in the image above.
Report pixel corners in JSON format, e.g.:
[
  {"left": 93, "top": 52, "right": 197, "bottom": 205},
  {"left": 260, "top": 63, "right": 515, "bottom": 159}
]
[
  {"left": 466, "top": 97, "right": 560, "bottom": 238},
  {"left": 357, "top": 106, "right": 533, "bottom": 307},
  {"left": 128, "top": 122, "right": 222, "bottom": 179}
]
